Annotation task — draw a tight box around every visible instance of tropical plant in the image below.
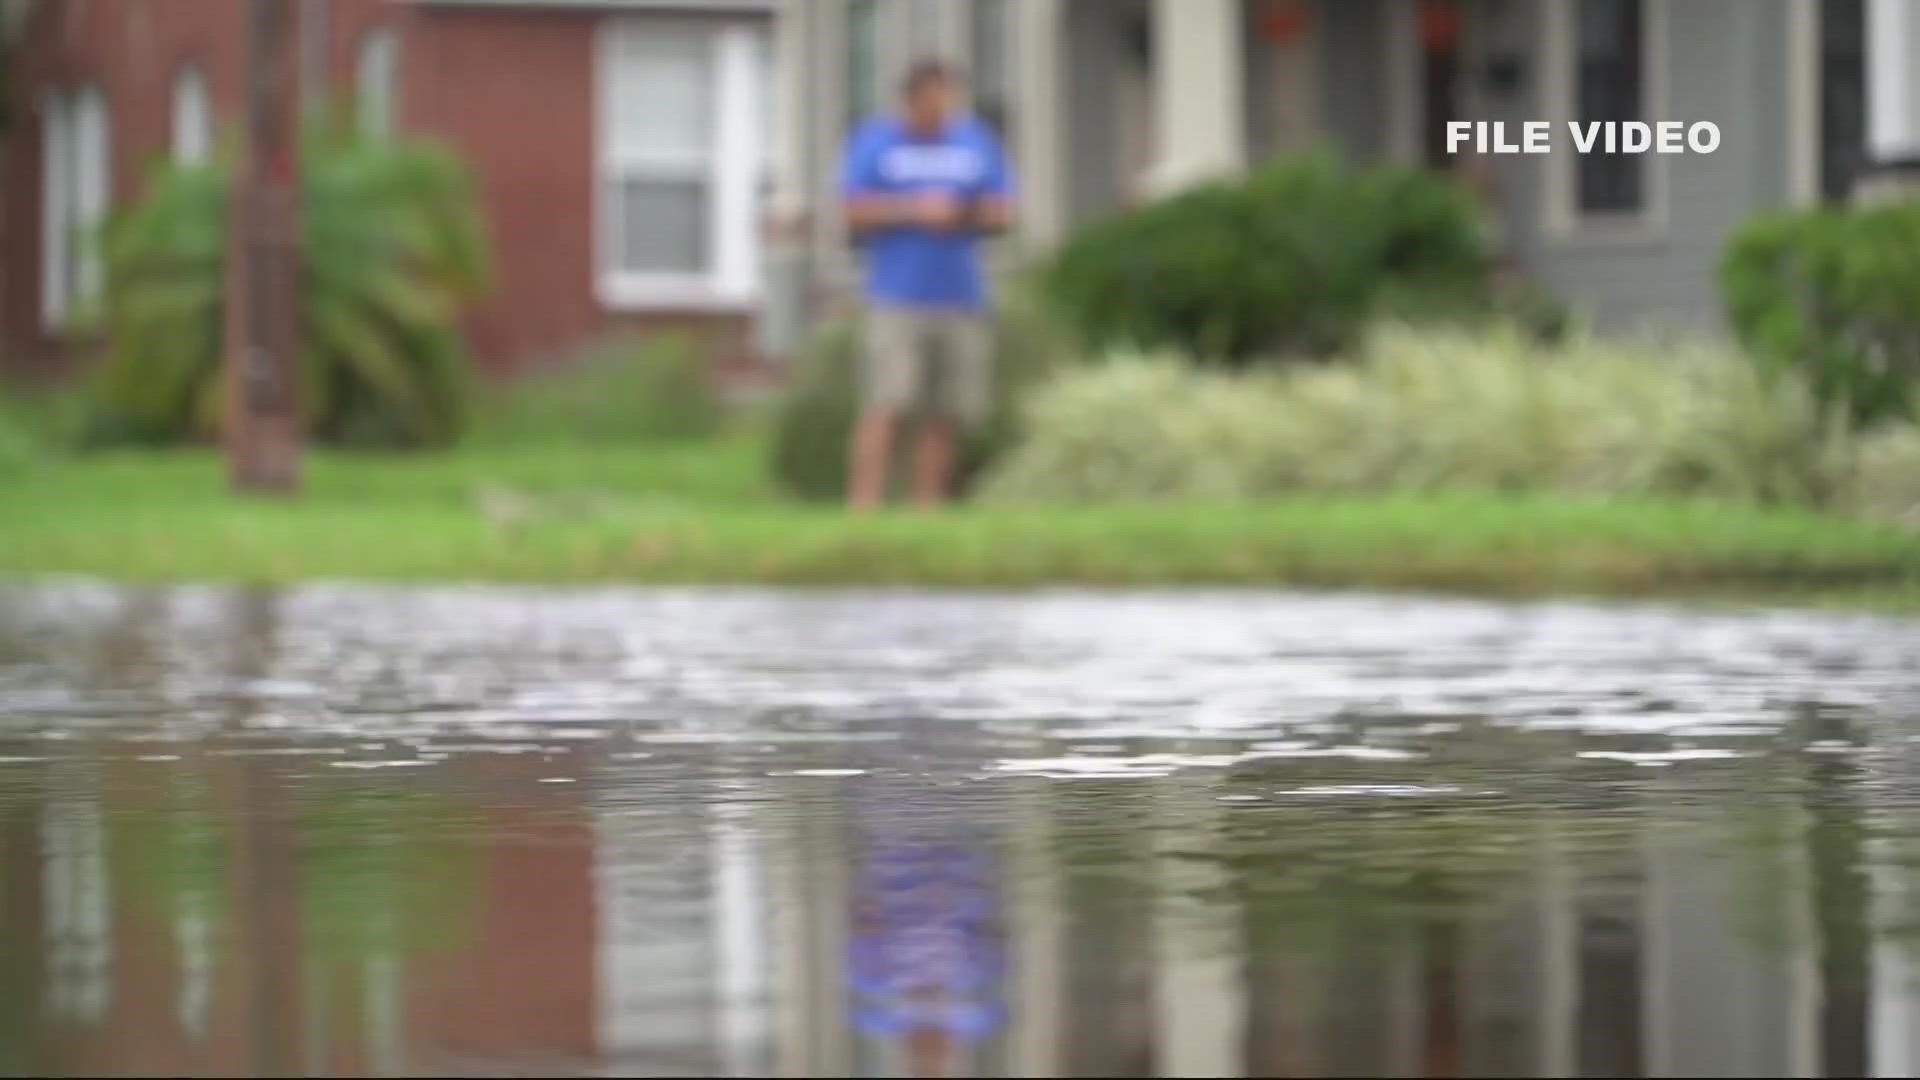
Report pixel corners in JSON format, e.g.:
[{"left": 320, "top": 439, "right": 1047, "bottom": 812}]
[
  {"left": 87, "top": 108, "right": 490, "bottom": 448},
  {"left": 1041, "top": 150, "right": 1494, "bottom": 365}
]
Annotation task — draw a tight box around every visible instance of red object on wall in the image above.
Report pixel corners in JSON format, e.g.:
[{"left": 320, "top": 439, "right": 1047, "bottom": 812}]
[
  {"left": 1257, "top": 0, "right": 1311, "bottom": 46},
  {"left": 1421, "top": 1, "right": 1464, "bottom": 51}
]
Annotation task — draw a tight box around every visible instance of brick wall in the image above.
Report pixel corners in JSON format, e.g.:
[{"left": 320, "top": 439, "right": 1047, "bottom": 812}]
[{"left": 2, "top": 0, "right": 754, "bottom": 379}]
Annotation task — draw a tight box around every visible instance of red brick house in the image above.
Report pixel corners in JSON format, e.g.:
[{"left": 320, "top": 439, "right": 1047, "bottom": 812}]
[{"left": 0, "top": 0, "right": 774, "bottom": 380}]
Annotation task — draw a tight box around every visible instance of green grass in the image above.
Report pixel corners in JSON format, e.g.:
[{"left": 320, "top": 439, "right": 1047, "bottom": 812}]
[{"left": 5, "top": 437, "right": 1920, "bottom": 607}]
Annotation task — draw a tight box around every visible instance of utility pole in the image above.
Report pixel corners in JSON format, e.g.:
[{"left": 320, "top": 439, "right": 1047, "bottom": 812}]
[{"left": 226, "top": 0, "right": 303, "bottom": 494}]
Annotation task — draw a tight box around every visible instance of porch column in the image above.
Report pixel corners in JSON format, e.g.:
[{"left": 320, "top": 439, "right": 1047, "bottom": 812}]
[
  {"left": 1147, "top": 0, "right": 1247, "bottom": 195},
  {"left": 757, "top": 0, "right": 817, "bottom": 361},
  {"left": 1859, "top": 0, "right": 1920, "bottom": 201},
  {"left": 1013, "top": 0, "right": 1069, "bottom": 247}
]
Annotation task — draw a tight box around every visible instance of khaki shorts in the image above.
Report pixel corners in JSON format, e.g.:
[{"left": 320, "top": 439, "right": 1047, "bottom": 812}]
[{"left": 861, "top": 308, "right": 994, "bottom": 426}]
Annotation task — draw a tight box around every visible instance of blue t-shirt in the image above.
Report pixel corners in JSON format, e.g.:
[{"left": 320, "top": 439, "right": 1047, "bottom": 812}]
[{"left": 840, "top": 115, "right": 1015, "bottom": 312}]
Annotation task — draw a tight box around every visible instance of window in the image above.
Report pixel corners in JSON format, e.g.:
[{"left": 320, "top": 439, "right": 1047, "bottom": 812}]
[
  {"left": 357, "top": 28, "right": 400, "bottom": 137},
  {"left": 172, "top": 65, "right": 212, "bottom": 165},
  {"left": 598, "top": 21, "right": 768, "bottom": 306},
  {"left": 40, "top": 85, "right": 110, "bottom": 329},
  {"left": 1573, "top": 0, "right": 1645, "bottom": 213},
  {"left": 1544, "top": 0, "right": 1664, "bottom": 236},
  {"left": 847, "top": 0, "right": 882, "bottom": 129},
  {"left": 970, "top": 0, "right": 1012, "bottom": 137}
]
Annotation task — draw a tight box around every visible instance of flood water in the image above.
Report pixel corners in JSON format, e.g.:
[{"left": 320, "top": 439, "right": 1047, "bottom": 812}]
[{"left": 4, "top": 582, "right": 1920, "bottom": 1077}]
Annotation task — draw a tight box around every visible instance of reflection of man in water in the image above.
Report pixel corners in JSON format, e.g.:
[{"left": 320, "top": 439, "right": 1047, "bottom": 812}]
[{"left": 848, "top": 800, "right": 1004, "bottom": 1078}]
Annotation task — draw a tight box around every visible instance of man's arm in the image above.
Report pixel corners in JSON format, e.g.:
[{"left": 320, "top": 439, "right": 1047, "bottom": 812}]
[
  {"left": 968, "top": 130, "right": 1018, "bottom": 236},
  {"left": 847, "top": 193, "right": 930, "bottom": 234}
]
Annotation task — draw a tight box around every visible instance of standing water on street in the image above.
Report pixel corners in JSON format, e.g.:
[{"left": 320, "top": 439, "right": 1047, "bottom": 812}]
[{"left": 3, "top": 582, "right": 1920, "bottom": 1077}]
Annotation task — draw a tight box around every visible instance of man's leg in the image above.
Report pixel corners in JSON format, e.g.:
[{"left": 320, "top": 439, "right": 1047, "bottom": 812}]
[
  {"left": 849, "top": 310, "right": 919, "bottom": 510},
  {"left": 909, "top": 413, "right": 956, "bottom": 507},
  {"left": 910, "top": 314, "right": 992, "bottom": 507},
  {"left": 849, "top": 408, "right": 899, "bottom": 511}
]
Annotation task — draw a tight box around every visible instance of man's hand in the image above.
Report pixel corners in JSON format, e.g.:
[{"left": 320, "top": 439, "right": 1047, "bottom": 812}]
[
  {"left": 911, "top": 191, "right": 966, "bottom": 231},
  {"left": 846, "top": 192, "right": 962, "bottom": 235},
  {"left": 970, "top": 195, "right": 1014, "bottom": 236}
]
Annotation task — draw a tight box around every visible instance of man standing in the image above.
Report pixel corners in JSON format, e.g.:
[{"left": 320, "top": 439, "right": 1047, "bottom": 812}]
[{"left": 840, "top": 60, "right": 1017, "bottom": 509}]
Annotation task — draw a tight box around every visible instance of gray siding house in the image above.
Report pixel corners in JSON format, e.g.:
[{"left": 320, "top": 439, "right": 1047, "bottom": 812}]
[{"left": 759, "top": 0, "right": 1920, "bottom": 345}]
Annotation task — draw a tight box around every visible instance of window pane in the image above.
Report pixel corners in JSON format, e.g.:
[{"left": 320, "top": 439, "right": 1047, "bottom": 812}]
[
  {"left": 1575, "top": 0, "right": 1643, "bottom": 213},
  {"left": 611, "top": 31, "right": 713, "bottom": 163},
  {"left": 357, "top": 30, "right": 400, "bottom": 138},
  {"left": 173, "top": 66, "right": 212, "bottom": 165},
  {"left": 40, "top": 91, "right": 71, "bottom": 327},
  {"left": 617, "top": 177, "right": 709, "bottom": 274},
  {"left": 71, "top": 87, "right": 110, "bottom": 306}
]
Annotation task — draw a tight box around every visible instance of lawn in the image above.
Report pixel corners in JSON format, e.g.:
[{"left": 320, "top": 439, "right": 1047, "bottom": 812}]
[{"left": 6, "top": 436, "right": 1920, "bottom": 606}]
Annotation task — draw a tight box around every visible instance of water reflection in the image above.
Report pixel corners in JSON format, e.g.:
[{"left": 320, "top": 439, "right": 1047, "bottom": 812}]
[{"left": 2, "top": 583, "right": 1920, "bottom": 1076}]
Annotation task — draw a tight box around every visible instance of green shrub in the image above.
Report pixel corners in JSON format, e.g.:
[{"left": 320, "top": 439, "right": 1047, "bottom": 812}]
[
  {"left": 472, "top": 334, "right": 721, "bottom": 446},
  {"left": 982, "top": 325, "right": 1852, "bottom": 507},
  {"left": 1848, "top": 424, "right": 1920, "bottom": 527},
  {"left": 87, "top": 107, "right": 490, "bottom": 449},
  {"left": 1722, "top": 199, "right": 1920, "bottom": 426},
  {"left": 966, "top": 356, "right": 1280, "bottom": 503},
  {"left": 769, "top": 284, "right": 1075, "bottom": 501},
  {"left": 1041, "top": 151, "right": 1493, "bottom": 365}
]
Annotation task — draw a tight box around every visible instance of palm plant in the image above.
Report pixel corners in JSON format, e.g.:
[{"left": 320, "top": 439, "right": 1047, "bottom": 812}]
[{"left": 89, "top": 106, "right": 490, "bottom": 448}]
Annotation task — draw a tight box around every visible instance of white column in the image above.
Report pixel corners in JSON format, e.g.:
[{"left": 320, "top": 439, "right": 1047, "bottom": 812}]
[
  {"left": 1147, "top": 0, "right": 1247, "bottom": 195},
  {"left": 1869, "top": 0, "right": 1920, "bottom": 164},
  {"left": 1786, "top": 0, "right": 1822, "bottom": 205},
  {"left": 809, "top": 0, "right": 860, "bottom": 310},
  {"left": 1014, "top": 0, "right": 1068, "bottom": 247},
  {"left": 757, "top": 0, "right": 816, "bottom": 361}
]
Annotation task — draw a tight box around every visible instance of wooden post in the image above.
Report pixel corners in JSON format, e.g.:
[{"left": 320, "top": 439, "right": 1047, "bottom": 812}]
[{"left": 226, "top": 0, "right": 303, "bottom": 494}]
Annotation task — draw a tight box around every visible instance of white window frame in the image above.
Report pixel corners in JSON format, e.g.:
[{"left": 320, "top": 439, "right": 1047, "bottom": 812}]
[
  {"left": 172, "top": 63, "right": 213, "bottom": 166},
  {"left": 1542, "top": 0, "right": 1671, "bottom": 245},
  {"left": 1785, "top": 0, "right": 1822, "bottom": 207},
  {"left": 40, "top": 84, "right": 111, "bottom": 331},
  {"left": 357, "top": 28, "right": 401, "bottom": 138},
  {"left": 40, "top": 89, "right": 72, "bottom": 330},
  {"left": 595, "top": 17, "right": 767, "bottom": 310},
  {"left": 72, "top": 87, "right": 111, "bottom": 313}
]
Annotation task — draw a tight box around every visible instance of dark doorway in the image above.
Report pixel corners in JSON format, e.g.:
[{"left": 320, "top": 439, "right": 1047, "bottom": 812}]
[
  {"left": 1420, "top": 0, "right": 1467, "bottom": 170},
  {"left": 1820, "top": 0, "right": 1868, "bottom": 201}
]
